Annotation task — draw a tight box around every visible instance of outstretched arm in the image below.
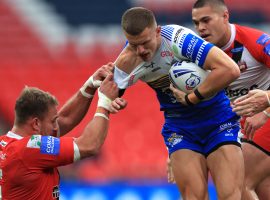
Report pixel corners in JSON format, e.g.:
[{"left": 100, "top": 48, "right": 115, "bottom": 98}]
[
  {"left": 57, "top": 63, "right": 114, "bottom": 136},
  {"left": 74, "top": 74, "right": 121, "bottom": 159}
]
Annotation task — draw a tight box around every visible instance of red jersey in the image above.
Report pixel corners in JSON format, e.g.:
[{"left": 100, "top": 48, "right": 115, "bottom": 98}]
[
  {"left": 223, "top": 24, "right": 270, "bottom": 152},
  {"left": 223, "top": 24, "right": 270, "bottom": 101},
  {"left": 0, "top": 131, "right": 80, "bottom": 200}
]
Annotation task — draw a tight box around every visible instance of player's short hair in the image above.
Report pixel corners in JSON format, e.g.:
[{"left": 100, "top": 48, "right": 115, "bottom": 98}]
[
  {"left": 121, "top": 7, "right": 156, "bottom": 36},
  {"left": 193, "top": 0, "right": 227, "bottom": 10},
  {"left": 15, "top": 86, "right": 58, "bottom": 125}
]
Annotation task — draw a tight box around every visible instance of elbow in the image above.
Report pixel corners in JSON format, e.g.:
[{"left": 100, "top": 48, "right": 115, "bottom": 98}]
[
  {"left": 228, "top": 65, "right": 240, "bottom": 82},
  {"left": 233, "top": 66, "right": 241, "bottom": 79},
  {"left": 85, "top": 142, "right": 103, "bottom": 157}
]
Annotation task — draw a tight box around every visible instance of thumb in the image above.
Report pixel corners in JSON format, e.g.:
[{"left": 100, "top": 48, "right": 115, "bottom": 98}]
[
  {"left": 169, "top": 83, "right": 176, "bottom": 92},
  {"left": 102, "top": 74, "right": 113, "bottom": 84}
]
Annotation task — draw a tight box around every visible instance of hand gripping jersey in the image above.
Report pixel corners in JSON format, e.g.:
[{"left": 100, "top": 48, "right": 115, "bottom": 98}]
[
  {"left": 114, "top": 25, "right": 241, "bottom": 155},
  {"left": 222, "top": 24, "right": 270, "bottom": 152},
  {"left": 0, "top": 132, "right": 80, "bottom": 200}
]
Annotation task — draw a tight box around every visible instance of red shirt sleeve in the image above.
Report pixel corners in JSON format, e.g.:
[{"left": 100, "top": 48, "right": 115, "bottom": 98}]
[{"left": 20, "top": 135, "right": 75, "bottom": 169}]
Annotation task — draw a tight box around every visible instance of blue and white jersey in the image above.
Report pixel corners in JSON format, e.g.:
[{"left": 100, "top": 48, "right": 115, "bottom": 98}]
[{"left": 114, "top": 25, "right": 237, "bottom": 120}]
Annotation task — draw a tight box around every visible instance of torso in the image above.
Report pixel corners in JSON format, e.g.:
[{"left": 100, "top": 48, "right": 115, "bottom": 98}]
[
  {"left": 0, "top": 132, "right": 76, "bottom": 200},
  {"left": 223, "top": 24, "right": 270, "bottom": 101},
  {"left": 114, "top": 25, "right": 234, "bottom": 120}
]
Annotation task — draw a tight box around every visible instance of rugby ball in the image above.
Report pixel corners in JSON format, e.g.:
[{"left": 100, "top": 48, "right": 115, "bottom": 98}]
[{"left": 169, "top": 61, "right": 209, "bottom": 93}]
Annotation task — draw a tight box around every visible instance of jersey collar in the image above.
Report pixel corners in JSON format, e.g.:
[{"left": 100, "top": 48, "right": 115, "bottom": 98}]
[
  {"left": 7, "top": 131, "right": 23, "bottom": 140},
  {"left": 221, "top": 24, "right": 236, "bottom": 51}
]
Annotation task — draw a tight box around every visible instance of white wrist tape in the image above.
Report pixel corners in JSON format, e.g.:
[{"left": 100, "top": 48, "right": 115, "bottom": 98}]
[
  {"left": 265, "top": 92, "right": 270, "bottom": 106},
  {"left": 80, "top": 87, "right": 94, "bottom": 99},
  {"left": 263, "top": 110, "right": 270, "bottom": 118},
  {"left": 94, "top": 113, "right": 109, "bottom": 120},
  {"left": 80, "top": 76, "right": 102, "bottom": 99},
  {"left": 87, "top": 76, "right": 102, "bottom": 88},
  {"left": 98, "top": 88, "right": 112, "bottom": 111}
]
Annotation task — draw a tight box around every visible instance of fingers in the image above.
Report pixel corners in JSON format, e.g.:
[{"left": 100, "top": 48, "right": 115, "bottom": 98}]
[
  {"left": 102, "top": 74, "right": 113, "bottom": 82},
  {"left": 100, "top": 75, "right": 118, "bottom": 100},
  {"left": 115, "top": 98, "right": 128, "bottom": 108},
  {"left": 244, "top": 123, "right": 254, "bottom": 140},
  {"left": 232, "top": 94, "right": 247, "bottom": 104},
  {"left": 110, "top": 98, "right": 128, "bottom": 114},
  {"left": 94, "top": 63, "right": 115, "bottom": 82},
  {"left": 169, "top": 83, "right": 176, "bottom": 92},
  {"left": 233, "top": 104, "right": 256, "bottom": 117}
]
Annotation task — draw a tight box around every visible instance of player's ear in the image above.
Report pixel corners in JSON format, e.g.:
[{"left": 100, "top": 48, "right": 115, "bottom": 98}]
[
  {"left": 223, "top": 10, "right": 229, "bottom": 22},
  {"left": 156, "top": 26, "right": 161, "bottom": 34},
  {"left": 31, "top": 117, "right": 41, "bottom": 133}
]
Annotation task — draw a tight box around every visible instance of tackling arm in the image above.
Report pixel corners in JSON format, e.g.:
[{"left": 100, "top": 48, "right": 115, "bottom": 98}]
[{"left": 57, "top": 63, "right": 114, "bottom": 136}]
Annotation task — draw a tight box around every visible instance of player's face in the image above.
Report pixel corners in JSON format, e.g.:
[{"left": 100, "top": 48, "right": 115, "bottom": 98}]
[
  {"left": 192, "top": 5, "right": 230, "bottom": 48},
  {"left": 125, "top": 25, "right": 161, "bottom": 62},
  {"left": 39, "top": 106, "right": 59, "bottom": 136}
]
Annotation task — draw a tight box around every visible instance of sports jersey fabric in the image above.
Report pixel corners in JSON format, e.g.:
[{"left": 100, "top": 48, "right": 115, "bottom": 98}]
[
  {"left": 114, "top": 24, "right": 241, "bottom": 155},
  {"left": 223, "top": 24, "right": 270, "bottom": 152},
  {"left": 0, "top": 131, "right": 80, "bottom": 200}
]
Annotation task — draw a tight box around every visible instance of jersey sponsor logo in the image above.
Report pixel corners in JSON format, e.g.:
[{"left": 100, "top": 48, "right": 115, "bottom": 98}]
[
  {"left": 231, "top": 46, "right": 244, "bottom": 53},
  {"left": 160, "top": 50, "right": 173, "bottom": 57},
  {"left": 185, "top": 35, "right": 199, "bottom": 60},
  {"left": 264, "top": 43, "right": 270, "bottom": 56},
  {"left": 173, "top": 28, "right": 184, "bottom": 43},
  {"left": 257, "top": 33, "right": 270, "bottom": 45},
  {"left": 27, "top": 135, "right": 41, "bottom": 149},
  {"left": 52, "top": 185, "right": 60, "bottom": 199},
  {"left": 40, "top": 136, "right": 60, "bottom": 155},
  {"left": 181, "top": 34, "right": 212, "bottom": 66},
  {"left": 219, "top": 122, "right": 238, "bottom": 133},
  {"left": 0, "top": 140, "right": 7, "bottom": 147},
  {"left": 167, "top": 133, "right": 183, "bottom": 147},
  {"left": 144, "top": 62, "right": 161, "bottom": 72},
  {"left": 225, "top": 84, "right": 258, "bottom": 98}
]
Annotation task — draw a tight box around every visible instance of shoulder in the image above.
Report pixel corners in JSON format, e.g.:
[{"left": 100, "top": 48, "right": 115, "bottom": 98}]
[
  {"left": 234, "top": 24, "right": 270, "bottom": 63},
  {"left": 161, "top": 24, "right": 197, "bottom": 41},
  {"left": 234, "top": 24, "right": 267, "bottom": 43},
  {"left": 115, "top": 46, "right": 143, "bottom": 74}
]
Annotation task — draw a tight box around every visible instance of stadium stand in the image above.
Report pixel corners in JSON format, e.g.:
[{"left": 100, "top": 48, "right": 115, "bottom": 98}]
[
  {"left": 0, "top": 0, "right": 269, "bottom": 182},
  {"left": 0, "top": 0, "right": 167, "bottom": 181}
]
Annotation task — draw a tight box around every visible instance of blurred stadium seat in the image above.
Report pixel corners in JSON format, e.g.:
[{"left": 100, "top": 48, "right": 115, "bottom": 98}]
[
  {"left": 0, "top": 0, "right": 269, "bottom": 199},
  {"left": 0, "top": 0, "right": 167, "bottom": 182}
]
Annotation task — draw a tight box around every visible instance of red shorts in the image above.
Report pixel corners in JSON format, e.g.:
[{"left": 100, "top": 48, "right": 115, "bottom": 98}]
[{"left": 241, "top": 117, "right": 270, "bottom": 153}]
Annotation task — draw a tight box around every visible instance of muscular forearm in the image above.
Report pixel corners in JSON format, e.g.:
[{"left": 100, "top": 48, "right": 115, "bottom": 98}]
[
  {"left": 189, "top": 47, "right": 240, "bottom": 103},
  {"left": 74, "top": 107, "right": 110, "bottom": 159},
  {"left": 58, "top": 88, "right": 96, "bottom": 135}
]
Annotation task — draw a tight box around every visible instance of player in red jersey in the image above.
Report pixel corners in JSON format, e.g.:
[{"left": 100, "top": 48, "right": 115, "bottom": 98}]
[
  {"left": 0, "top": 63, "right": 127, "bottom": 200},
  {"left": 191, "top": 0, "right": 270, "bottom": 199}
]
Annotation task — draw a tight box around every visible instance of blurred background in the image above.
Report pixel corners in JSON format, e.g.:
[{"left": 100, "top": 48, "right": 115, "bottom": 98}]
[{"left": 0, "top": 0, "right": 269, "bottom": 199}]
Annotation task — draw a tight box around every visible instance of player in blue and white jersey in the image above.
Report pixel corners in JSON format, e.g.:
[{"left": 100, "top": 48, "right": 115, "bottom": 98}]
[{"left": 112, "top": 7, "right": 243, "bottom": 199}]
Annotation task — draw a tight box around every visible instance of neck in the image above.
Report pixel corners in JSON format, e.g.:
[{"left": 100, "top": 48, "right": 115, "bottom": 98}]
[
  {"left": 218, "top": 23, "right": 231, "bottom": 48},
  {"left": 11, "top": 125, "right": 33, "bottom": 137}
]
